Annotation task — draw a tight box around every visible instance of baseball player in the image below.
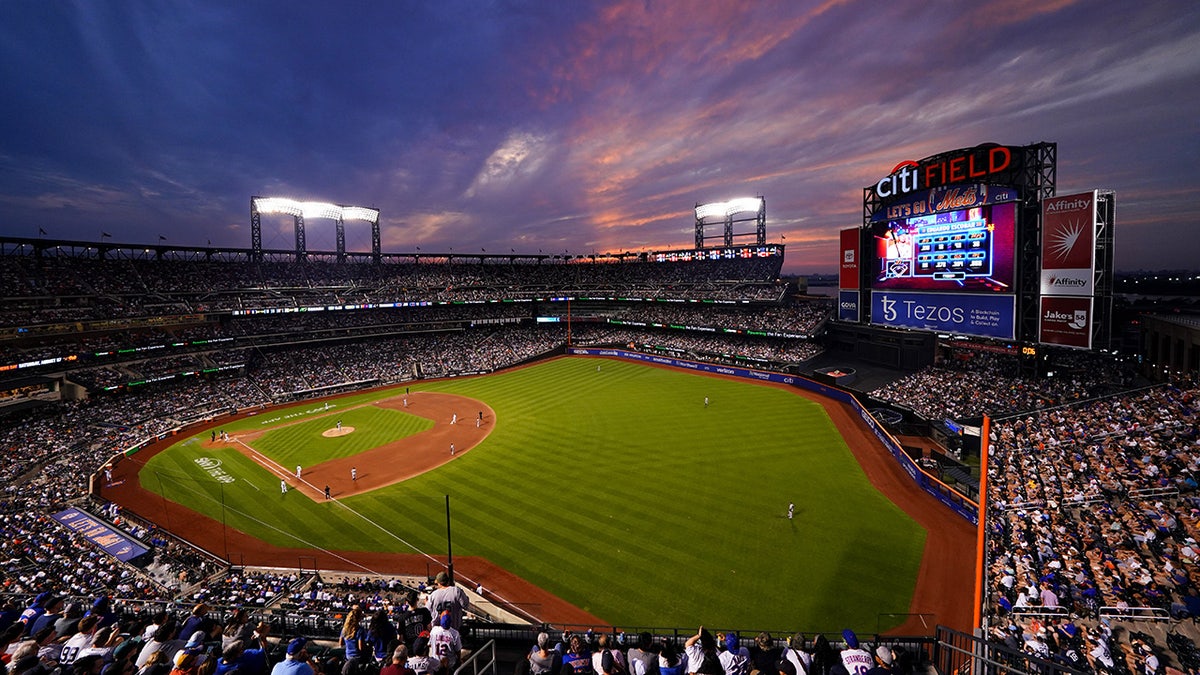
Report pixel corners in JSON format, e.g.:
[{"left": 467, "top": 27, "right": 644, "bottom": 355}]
[
  {"left": 351, "top": 466, "right": 357, "bottom": 481},
  {"left": 280, "top": 479, "right": 287, "bottom": 495},
  {"left": 788, "top": 503, "right": 795, "bottom": 520}
]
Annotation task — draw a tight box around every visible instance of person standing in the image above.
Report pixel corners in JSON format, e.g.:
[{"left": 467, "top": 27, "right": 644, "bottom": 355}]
[
  {"left": 340, "top": 606, "right": 366, "bottom": 675},
  {"left": 400, "top": 591, "right": 431, "bottom": 652},
  {"left": 324, "top": 486, "right": 331, "bottom": 500},
  {"left": 704, "top": 397, "right": 709, "bottom": 408},
  {"left": 296, "top": 466, "right": 302, "bottom": 479},
  {"left": 450, "top": 443, "right": 455, "bottom": 455},
  {"left": 451, "top": 414, "right": 457, "bottom": 425},
  {"left": 425, "top": 571, "right": 469, "bottom": 631},
  {"left": 352, "top": 467, "right": 358, "bottom": 482},
  {"left": 429, "top": 612, "right": 463, "bottom": 672},
  {"left": 788, "top": 503, "right": 795, "bottom": 520},
  {"left": 280, "top": 480, "right": 287, "bottom": 495}
]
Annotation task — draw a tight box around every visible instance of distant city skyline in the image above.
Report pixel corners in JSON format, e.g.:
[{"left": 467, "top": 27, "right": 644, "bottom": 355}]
[{"left": 1, "top": 2, "right": 1197, "bottom": 274}]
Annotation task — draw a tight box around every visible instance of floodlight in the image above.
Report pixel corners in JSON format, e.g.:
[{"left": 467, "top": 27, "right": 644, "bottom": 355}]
[
  {"left": 694, "top": 197, "right": 763, "bottom": 220},
  {"left": 252, "top": 197, "right": 379, "bottom": 223}
]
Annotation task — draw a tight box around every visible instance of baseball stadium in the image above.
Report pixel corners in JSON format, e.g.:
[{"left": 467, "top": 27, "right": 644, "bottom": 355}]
[{"left": 3, "top": 143, "right": 1199, "bottom": 675}]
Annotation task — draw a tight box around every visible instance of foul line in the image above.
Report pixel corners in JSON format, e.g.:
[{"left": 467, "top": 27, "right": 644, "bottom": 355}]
[{"left": 228, "top": 437, "right": 543, "bottom": 624}]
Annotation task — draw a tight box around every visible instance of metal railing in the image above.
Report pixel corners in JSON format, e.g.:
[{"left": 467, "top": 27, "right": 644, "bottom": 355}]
[{"left": 454, "top": 639, "right": 497, "bottom": 675}]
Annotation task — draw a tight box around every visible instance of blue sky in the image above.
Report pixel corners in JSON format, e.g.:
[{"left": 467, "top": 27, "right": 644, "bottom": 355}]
[{"left": 1, "top": 1, "right": 1197, "bottom": 273}]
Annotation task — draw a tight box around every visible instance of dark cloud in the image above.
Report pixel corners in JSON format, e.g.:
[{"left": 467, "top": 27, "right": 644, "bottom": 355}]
[{"left": 1, "top": 0, "right": 1197, "bottom": 272}]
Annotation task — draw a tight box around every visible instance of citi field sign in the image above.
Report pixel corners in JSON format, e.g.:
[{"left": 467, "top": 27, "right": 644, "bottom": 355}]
[{"left": 874, "top": 144, "right": 1017, "bottom": 200}]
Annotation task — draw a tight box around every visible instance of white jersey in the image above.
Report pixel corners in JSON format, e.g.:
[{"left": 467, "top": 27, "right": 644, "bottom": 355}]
[
  {"left": 718, "top": 648, "right": 750, "bottom": 675},
  {"left": 429, "top": 625, "right": 462, "bottom": 667},
  {"left": 839, "top": 648, "right": 873, "bottom": 675},
  {"left": 58, "top": 632, "right": 96, "bottom": 666},
  {"left": 784, "top": 648, "right": 810, "bottom": 675}
]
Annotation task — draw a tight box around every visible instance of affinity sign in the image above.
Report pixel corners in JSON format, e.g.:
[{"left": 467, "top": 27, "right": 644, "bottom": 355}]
[
  {"left": 1040, "top": 190, "right": 1097, "bottom": 296},
  {"left": 871, "top": 291, "right": 1015, "bottom": 340}
]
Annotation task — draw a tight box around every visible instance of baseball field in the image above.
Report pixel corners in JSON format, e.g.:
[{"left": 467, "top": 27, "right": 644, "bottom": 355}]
[{"left": 136, "top": 357, "right": 927, "bottom": 631}]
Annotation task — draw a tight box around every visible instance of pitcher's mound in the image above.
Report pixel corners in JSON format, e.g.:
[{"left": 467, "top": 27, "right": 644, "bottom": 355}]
[{"left": 322, "top": 426, "right": 355, "bottom": 438}]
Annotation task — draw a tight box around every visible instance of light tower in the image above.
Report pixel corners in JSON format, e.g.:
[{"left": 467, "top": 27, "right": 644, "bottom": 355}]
[
  {"left": 694, "top": 196, "right": 766, "bottom": 248},
  {"left": 250, "top": 196, "right": 381, "bottom": 262}
]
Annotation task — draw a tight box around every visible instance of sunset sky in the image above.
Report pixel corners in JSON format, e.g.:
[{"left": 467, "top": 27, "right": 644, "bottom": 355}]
[{"left": 2, "top": 1, "right": 1197, "bottom": 274}]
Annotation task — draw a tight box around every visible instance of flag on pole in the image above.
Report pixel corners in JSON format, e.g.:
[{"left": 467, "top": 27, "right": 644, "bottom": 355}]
[
  {"left": 38, "top": 227, "right": 47, "bottom": 235},
  {"left": 101, "top": 231, "right": 112, "bottom": 238}
]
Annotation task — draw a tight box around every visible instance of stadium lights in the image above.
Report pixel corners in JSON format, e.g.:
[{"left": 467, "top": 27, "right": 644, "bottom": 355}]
[
  {"left": 694, "top": 197, "right": 764, "bottom": 220},
  {"left": 253, "top": 197, "right": 380, "bottom": 224}
]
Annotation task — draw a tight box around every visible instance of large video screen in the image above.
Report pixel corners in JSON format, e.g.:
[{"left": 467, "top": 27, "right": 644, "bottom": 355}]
[{"left": 870, "top": 201, "right": 1016, "bottom": 293}]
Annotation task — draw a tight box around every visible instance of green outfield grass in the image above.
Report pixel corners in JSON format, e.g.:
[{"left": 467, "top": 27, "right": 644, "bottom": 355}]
[{"left": 142, "top": 357, "right": 926, "bottom": 632}]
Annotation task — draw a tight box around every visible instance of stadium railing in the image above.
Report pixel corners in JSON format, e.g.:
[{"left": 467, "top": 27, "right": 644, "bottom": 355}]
[
  {"left": 453, "top": 639, "right": 497, "bottom": 675},
  {"left": 934, "top": 624, "right": 1083, "bottom": 675},
  {"left": 1099, "top": 606, "right": 1171, "bottom": 622}
]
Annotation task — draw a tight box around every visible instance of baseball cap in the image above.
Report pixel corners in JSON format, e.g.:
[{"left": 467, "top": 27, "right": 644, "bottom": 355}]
[
  {"left": 777, "top": 659, "right": 797, "bottom": 675},
  {"left": 434, "top": 571, "right": 450, "bottom": 585},
  {"left": 725, "top": 633, "right": 739, "bottom": 652},
  {"left": 287, "top": 637, "right": 309, "bottom": 655},
  {"left": 875, "top": 646, "right": 893, "bottom": 666},
  {"left": 842, "top": 629, "right": 859, "bottom": 649},
  {"left": 186, "top": 631, "right": 206, "bottom": 648},
  {"left": 113, "top": 640, "right": 137, "bottom": 661},
  {"left": 439, "top": 612, "right": 451, "bottom": 628}
]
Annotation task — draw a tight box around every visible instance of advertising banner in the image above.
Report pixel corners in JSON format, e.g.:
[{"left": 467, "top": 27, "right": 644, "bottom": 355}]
[
  {"left": 870, "top": 291, "right": 1015, "bottom": 340},
  {"left": 53, "top": 507, "right": 149, "bottom": 563},
  {"left": 1040, "top": 190, "right": 1097, "bottom": 296},
  {"left": 1038, "top": 295, "right": 1093, "bottom": 349},
  {"left": 838, "top": 290, "right": 860, "bottom": 322},
  {"left": 839, "top": 228, "right": 860, "bottom": 289}
]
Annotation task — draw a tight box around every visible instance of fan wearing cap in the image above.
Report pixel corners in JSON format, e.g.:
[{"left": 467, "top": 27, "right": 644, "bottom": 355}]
[
  {"left": 717, "top": 633, "right": 749, "bottom": 675},
  {"left": 424, "top": 572, "right": 469, "bottom": 632},
  {"left": 829, "top": 630, "right": 872, "bottom": 675},
  {"left": 429, "top": 612, "right": 464, "bottom": 672},
  {"left": 271, "top": 638, "right": 314, "bottom": 675},
  {"left": 865, "top": 646, "right": 892, "bottom": 675},
  {"left": 25, "top": 597, "right": 65, "bottom": 639}
]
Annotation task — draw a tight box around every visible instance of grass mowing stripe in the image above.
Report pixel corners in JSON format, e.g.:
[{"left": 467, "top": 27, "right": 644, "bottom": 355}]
[{"left": 146, "top": 357, "right": 924, "bottom": 631}]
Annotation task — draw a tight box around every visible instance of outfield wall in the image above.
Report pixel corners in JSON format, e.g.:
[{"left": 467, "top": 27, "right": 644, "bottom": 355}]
[{"left": 569, "top": 347, "right": 978, "bottom": 524}]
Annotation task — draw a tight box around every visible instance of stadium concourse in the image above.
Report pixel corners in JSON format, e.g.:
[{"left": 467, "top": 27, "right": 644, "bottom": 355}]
[{"left": 0, "top": 246, "right": 1195, "bottom": 673}]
